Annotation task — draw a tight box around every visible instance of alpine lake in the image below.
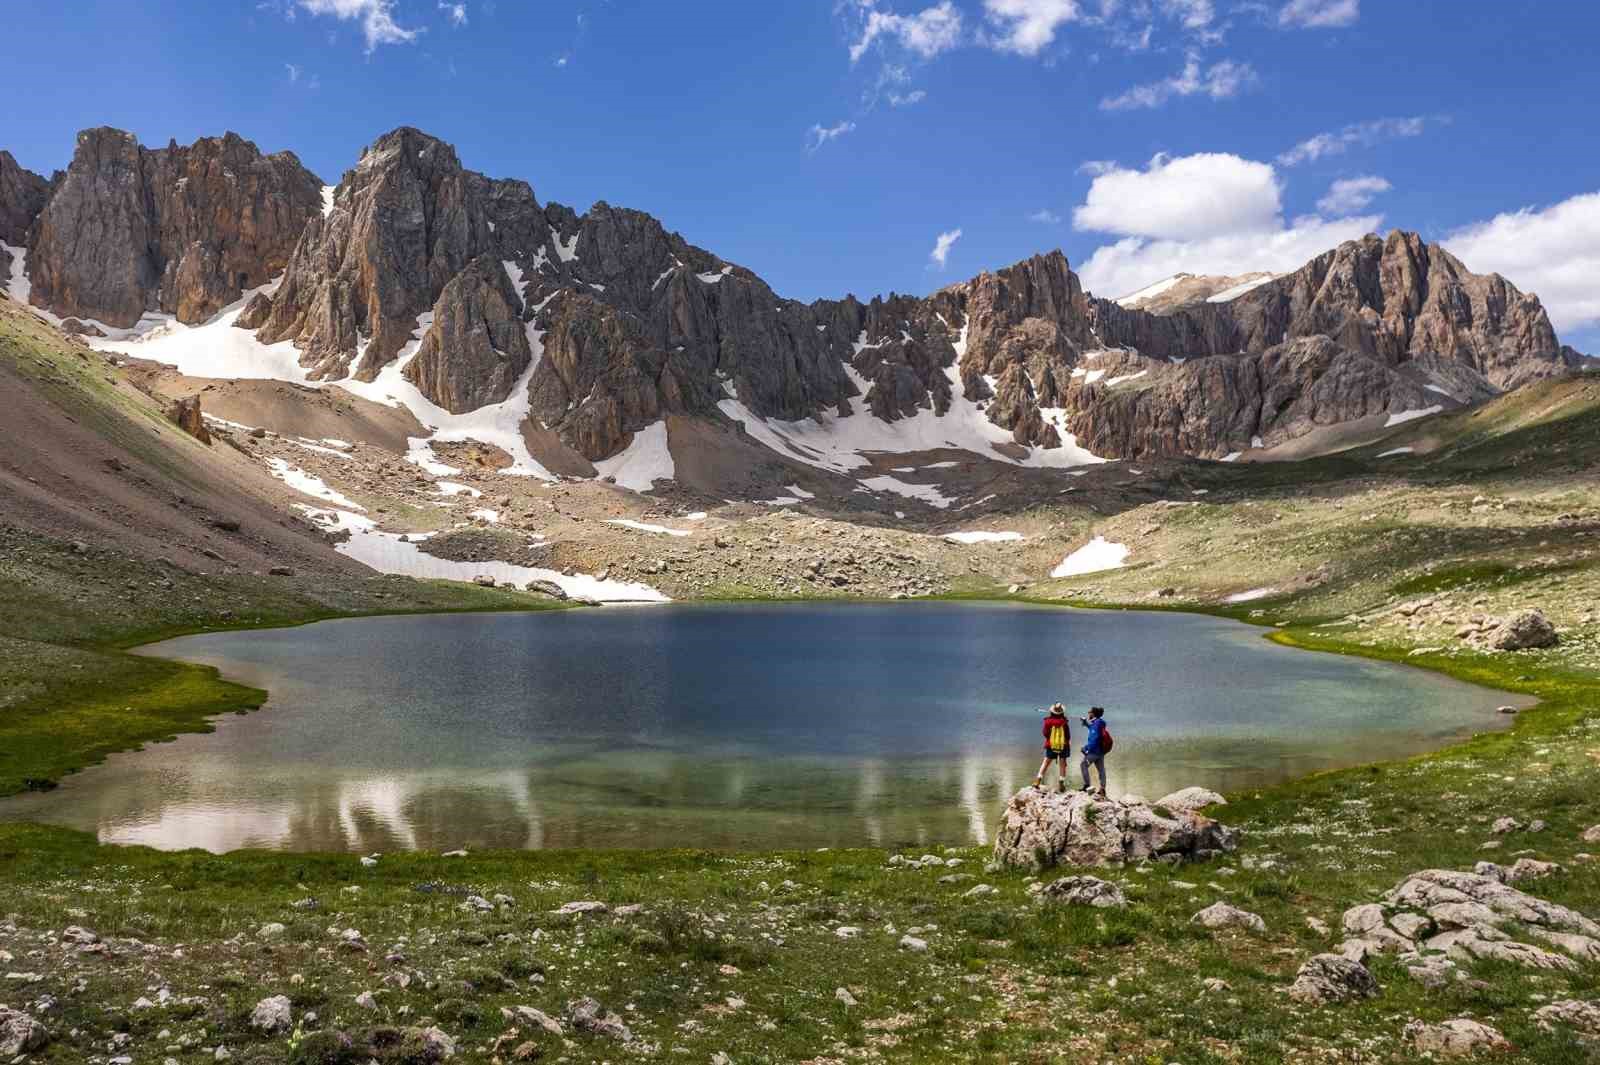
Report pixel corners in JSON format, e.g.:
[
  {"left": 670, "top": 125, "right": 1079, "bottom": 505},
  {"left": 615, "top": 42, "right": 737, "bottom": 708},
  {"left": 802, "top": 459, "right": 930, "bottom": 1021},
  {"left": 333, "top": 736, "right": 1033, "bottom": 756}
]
[{"left": 0, "top": 602, "right": 1522, "bottom": 853}]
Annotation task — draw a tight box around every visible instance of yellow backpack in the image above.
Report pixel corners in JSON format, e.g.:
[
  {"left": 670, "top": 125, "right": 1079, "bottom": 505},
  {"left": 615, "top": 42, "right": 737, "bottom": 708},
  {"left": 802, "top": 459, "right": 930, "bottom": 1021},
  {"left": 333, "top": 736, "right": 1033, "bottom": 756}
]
[{"left": 1048, "top": 723, "right": 1066, "bottom": 752}]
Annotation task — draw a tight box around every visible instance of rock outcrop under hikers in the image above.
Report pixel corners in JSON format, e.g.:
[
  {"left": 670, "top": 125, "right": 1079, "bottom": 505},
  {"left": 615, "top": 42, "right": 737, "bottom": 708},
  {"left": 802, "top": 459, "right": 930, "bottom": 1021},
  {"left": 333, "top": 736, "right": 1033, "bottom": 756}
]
[{"left": 992, "top": 787, "right": 1238, "bottom": 869}]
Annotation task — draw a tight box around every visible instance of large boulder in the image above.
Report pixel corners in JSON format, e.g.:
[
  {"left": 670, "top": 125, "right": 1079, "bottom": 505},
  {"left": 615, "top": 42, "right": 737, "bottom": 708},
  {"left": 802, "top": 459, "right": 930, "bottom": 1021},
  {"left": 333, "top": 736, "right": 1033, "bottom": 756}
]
[
  {"left": 991, "top": 788, "right": 1238, "bottom": 869},
  {"left": 0, "top": 1007, "right": 49, "bottom": 1057},
  {"left": 1491, "top": 609, "right": 1559, "bottom": 650}
]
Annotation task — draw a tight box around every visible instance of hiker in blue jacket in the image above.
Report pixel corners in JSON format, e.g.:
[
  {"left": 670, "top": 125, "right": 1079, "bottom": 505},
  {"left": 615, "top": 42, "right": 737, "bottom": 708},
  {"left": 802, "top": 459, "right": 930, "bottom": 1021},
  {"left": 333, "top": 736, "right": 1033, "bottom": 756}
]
[{"left": 1079, "top": 706, "right": 1111, "bottom": 796}]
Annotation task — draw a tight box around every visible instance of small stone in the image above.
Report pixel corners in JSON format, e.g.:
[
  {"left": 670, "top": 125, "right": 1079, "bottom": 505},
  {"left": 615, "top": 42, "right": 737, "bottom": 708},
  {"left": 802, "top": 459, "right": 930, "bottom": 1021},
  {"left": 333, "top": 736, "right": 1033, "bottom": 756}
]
[
  {"left": 554, "top": 900, "right": 609, "bottom": 916},
  {"left": 835, "top": 987, "right": 857, "bottom": 1007},
  {"left": 898, "top": 935, "right": 929, "bottom": 952},
  {"left": 354, "top": 991, "right": 378, "bottom": 1010}
]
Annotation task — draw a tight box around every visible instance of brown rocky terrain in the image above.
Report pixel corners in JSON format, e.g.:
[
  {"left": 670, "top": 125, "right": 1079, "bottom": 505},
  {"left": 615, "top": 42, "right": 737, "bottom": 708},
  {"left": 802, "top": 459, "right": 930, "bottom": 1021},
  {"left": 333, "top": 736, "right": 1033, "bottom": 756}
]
[
  {"left": 24, "top": 128, "right": 323, "bottom": 328},
  {"left": 4, "top": 124, "right": 1585, "bottom": 481}
]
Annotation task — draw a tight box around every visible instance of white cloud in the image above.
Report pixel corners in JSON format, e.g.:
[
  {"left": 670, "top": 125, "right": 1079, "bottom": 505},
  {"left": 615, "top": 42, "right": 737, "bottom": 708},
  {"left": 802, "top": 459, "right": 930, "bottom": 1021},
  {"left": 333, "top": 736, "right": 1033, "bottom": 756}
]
[
  {"left": 1099, "top": 53, "right": 1256, "bottom": 110},
  {"left": 1078, "top": 214, "right": 1377, "bottom": 300},
  {"left": 438, "top": 1, "right": 466, "bottom": 27},
  {"left": 285, "top": 62, "right": 301, "bottom": 83},
  {"left": 982, "top": 0, "right": 1082, "bottom": 56},
  {"left": 297, "top": 0, "right": 421, "bottom": 51},
  {"left": 1071, "top": 149, "right": 1377, "bottom": 299},
  {"left": 1443, "top": 190, "right": 1600, "bottom": 334},
  {"left": 807, "top": 120, "right": 858, "bottom": 152},
  {"left": 1316, "top": 175, "right": 1389, "bottom": 215},
  {"left": 1278, "top": 0, "right": 1359, "bottom": 29},
  {"left": 1073, "top": 152, "right": 1282, "bottom": 240},
  {"left": 1162, "top": 0, "right": 1215, "bottom": 30},
  {"left": 850, "top": 2, "right": 965, "bottom": 63},
  {"left": 1277, "top": 116, "right": 1427, "bottom": 166},
  {"left": 1029, "top": 208, "right": 1063, "bottom": 224},
  {"left": 930, "top": 228, "right": 963, "bottom": 267},
  {"left": 888, "top": 89, "right": 928, "bottom": 106}
]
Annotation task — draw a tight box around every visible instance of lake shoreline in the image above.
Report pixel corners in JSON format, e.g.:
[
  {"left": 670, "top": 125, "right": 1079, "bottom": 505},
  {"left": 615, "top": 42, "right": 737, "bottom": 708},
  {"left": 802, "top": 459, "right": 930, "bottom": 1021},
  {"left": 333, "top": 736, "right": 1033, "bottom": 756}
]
[{"left": 3, "top": 592, "right": 1538, "bottom": 853}]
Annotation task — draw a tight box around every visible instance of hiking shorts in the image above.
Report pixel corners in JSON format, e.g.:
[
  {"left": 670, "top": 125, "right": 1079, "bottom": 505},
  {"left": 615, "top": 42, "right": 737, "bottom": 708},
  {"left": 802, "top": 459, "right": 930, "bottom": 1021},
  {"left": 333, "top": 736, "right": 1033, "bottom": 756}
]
[{"left": 1042, "top": 748, "right": 1065, "bottom": 759}]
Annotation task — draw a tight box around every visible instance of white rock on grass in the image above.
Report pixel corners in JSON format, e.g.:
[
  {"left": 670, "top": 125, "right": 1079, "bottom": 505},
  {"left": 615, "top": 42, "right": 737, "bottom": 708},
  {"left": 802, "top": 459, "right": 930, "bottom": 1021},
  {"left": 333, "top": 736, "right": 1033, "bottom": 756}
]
[
  {"left": 992, "top": 788, "right": 1237, "bottom": 869},
  {"left": 962, "top": 884, "right": 996, "bottom": 899},
  {"left": 554, "top": 901, "right": 609, "bottom": 916},
  {"left": 1039, "top": 876, "right": 1128, "bottom": 908},
  {"left": 1192, "top": 902, "right": 1266, "bottom": 933},
  {"left": 1287, "top": 954, "right": 1378, "bottom": 1005},
  {"left": 1404, "top": 1018, "right": 1511, "bottom": 1057},
  {"left": 0, "top": 1007, "right": 50, "bottom": 1057},
  {"left": 899, "top": 935, "right": 929, "bottom": 952},
  {"left": 506, "top": 1005, "right": 563, "bottom": 1035},
  {"left": 1534, "top": 999, "right": 1600, "bottom": 1039},
  {"left": 835, "top": 987, "right": 858, "bottom": 1007},
  {"left": 258, "top": 922, "right": 286, "bottom": 940},
  {"left": 567, "top": 997, "right": 631, "bottom": 1041},
  {"left": 354, "top": 991, "right": 377, "bottom": 1010},
  {"left": 834, "top": 926, "right": 862, "bottom": 939},
  {"left": 248, "top": 996, "right": 292, "bottom": 1034},
  {"left": 1155, "top": 787, "right": 1226, "bottom": 814}
]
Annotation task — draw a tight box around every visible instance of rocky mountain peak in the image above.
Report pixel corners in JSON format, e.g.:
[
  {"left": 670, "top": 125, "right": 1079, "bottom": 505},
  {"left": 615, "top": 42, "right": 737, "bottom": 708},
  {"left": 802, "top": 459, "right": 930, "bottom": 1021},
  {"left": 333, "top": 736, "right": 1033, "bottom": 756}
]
[
  {"left": 24, "top": 127, "right": 323, "bottom": 328},
  {"left": 0, "top": 150, "right": 50, "bottom": 247}
]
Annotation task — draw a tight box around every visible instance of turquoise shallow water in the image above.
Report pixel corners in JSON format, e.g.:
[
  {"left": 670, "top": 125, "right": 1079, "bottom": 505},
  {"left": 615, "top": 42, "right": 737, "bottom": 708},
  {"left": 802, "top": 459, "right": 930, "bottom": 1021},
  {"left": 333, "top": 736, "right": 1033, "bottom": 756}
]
[{"left": 0, "top": 603, "right": 1516, "bottom": 852}]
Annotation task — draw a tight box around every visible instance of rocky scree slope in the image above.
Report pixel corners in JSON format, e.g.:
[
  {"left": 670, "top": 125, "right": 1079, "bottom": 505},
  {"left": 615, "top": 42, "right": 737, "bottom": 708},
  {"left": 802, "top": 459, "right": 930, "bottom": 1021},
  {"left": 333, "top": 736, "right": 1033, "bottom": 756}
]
[{"left": 5, "top": 126, "right": 1583, "bottom": 471}]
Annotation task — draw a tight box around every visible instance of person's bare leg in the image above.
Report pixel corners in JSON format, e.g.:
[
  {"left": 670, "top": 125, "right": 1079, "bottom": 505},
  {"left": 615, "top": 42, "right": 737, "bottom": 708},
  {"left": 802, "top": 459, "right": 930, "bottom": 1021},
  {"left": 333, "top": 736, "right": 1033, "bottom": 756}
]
[{"left": 1034, "top": 756, "right": 1050, "bottom": 788}]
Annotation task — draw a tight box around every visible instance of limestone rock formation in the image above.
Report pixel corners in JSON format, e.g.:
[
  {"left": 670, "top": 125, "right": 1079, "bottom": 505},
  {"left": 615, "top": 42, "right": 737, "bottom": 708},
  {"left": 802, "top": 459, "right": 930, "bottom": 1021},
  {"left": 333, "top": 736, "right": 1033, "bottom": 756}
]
[
  {"left": 7, "top": 124, "right": 1585, "bottom": 469},
  {"left": 991, "top": 788, "right": 1238, "bottom": 869},
  {"left": 1315, "top": 866, "right": 1600, "bottom": 991},
  {"left": 0, "top": 150, "right": 51, "bottom": 281},
  {"left": 1404, "top": 1019, "right": 1511, "bottom": 1057},
  {"left": 1286, "top": 953, "right": 1378, "bottom": 1005},
  {"left": 0, "top": 1007, "right": 49, "bottom": 1058},
  {"left": 168, "top": 395, "right": 212, "bottom": 444},
  {"left": 26, "top": 128, "right": 323, "bottom": 327},
  {"left": 402, "top": 256, "right": 532, "bottom": 412},
  {"left": 1038, "top": 875, "right": 1128, "bottom": 908},
  {"left": 1535, "top": 999, "right": 1600, "bottom": 1042}
]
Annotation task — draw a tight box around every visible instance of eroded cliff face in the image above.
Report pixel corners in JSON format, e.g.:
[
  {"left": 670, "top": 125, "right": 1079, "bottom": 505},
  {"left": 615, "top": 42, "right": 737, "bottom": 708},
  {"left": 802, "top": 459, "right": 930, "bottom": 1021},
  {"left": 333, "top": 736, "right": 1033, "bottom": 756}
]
[
  {"left": 24, "top": 129, "right": 323, "bottom": 328},
  {"left": 0, "top": 151, "right": 50, "bottom": 247},
  {"left": 0, "top": 150, "right": 50, "bottom": 288},
  {"left": 7, "top": 124, "right": 1582, "bottom": 468}
]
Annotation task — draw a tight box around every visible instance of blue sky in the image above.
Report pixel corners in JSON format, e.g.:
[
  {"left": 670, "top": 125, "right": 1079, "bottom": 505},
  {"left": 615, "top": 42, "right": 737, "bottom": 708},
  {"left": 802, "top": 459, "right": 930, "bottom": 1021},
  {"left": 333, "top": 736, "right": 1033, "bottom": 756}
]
[{"left": 6, "top": 0, "right": 1597, "bottom": 349}]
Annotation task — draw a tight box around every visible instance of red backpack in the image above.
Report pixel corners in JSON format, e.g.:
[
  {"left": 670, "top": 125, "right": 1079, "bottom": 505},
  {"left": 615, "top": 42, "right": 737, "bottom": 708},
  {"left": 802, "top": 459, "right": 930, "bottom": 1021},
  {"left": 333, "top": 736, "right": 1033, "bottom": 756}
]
[{"left": 1099, "top": 725, "right": 1114, "bottom": 755}]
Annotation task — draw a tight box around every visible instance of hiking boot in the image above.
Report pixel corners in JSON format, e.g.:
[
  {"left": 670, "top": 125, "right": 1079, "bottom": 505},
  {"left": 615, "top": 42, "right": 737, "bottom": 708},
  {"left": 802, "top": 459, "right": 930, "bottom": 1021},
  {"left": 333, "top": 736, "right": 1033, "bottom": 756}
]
[
  {"left": 1032, "top": 776, "right": 1043, "bottom": 789},
  {"left": 1095, "top": 788, "right": 1108, "bottom": 797},
  {"left": 1056, "top": 780, "right": 1066, "bottom": 793}
]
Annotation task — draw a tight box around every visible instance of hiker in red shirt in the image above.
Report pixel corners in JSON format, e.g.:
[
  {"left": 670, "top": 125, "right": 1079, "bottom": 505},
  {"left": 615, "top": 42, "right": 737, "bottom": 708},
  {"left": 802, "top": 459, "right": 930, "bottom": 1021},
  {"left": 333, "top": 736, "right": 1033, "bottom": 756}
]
[{"left": 1033, "top": 703, "right": 1071, "bottom": 792}]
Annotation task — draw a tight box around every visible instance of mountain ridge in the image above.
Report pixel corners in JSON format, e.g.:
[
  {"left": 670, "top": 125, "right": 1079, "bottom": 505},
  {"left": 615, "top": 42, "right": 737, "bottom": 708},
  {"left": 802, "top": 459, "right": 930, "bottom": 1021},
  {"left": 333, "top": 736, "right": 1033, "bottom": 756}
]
[{"left": 2, "top": 125, "right": 1583, "bottom": 474}]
